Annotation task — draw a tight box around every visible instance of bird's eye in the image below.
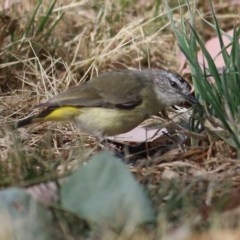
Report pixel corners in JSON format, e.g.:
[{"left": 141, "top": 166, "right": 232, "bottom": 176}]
[{"left": 170, "top": 80, "right": 178, "bottom": 88}]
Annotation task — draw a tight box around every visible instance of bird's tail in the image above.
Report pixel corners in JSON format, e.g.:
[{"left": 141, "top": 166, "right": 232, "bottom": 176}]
[
  {"left": 16, "top": 106, "right": 81, "bottom": 128},
  {"left": 16, "top": 108, "right": 54, "bottom": 128},
  {"left": 16, "top": 115, "right": 42, "bottom": 128}
]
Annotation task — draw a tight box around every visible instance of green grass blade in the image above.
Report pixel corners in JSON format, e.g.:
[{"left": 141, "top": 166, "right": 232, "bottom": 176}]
[
  {"left": 208, "top": 0, "right": 229, "bottom": 64},
  {"left": 36, "top": 0, "right": 57, "bottom": 35},
  {"left": 37, "top": 12, "right": 64, "bottom": 41},
  {"left": 24, "top": 0, "right": 42, "bottom": 37}
]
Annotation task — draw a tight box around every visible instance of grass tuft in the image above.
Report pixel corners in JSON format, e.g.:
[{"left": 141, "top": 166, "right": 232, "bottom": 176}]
[{"left": 166, "top": 0, "right": 240, "bottom": 152}]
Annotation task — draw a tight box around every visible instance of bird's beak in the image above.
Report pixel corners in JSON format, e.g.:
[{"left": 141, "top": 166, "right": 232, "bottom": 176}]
[{"left": 183, "top": 94, "right": 199, "bottom": 104}]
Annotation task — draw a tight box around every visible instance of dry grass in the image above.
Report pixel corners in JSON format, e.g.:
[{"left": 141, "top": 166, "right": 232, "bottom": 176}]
[{"left": 1, "top": 0, "right": 240, "bottom": 239}]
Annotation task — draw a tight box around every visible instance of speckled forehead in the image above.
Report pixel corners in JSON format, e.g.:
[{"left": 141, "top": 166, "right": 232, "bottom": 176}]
[
  {"left": 169, "top": 72, "right": 190, "bottom": 87},
  {"left": 164, "top": 71, "right": 176, "bottom": 79},
  {"left": 150, "top": 70, "right": 174, "bottom": 81},
  {"left": 165, "top": 72, "right": 183, "bottom": 82},
  {"left": 176, "top": 74, "right": 188, "bottom": 85}
]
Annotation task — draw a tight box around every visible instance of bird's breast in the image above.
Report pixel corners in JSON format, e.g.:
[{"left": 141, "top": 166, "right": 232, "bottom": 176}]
[{"left": 74, "top": 105, "right": 150, "bottom": 137}]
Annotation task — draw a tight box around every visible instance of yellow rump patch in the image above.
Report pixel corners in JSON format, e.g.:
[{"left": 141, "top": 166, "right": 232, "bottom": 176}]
[{"left": 44, "top": 106, "right": 80, "bottom": 121}]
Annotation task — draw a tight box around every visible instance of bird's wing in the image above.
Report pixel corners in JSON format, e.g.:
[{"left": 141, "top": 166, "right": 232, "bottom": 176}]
[{"left": 38, "top": 71, "right": 147, "bottom": 109}]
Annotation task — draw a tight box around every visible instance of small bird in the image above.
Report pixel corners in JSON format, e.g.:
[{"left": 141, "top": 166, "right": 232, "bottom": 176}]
[{"left": 17, "top": 69, "right": 196, "bottom": 138}]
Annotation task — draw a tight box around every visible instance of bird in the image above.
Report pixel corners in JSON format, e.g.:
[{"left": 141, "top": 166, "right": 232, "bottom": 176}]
[{"left": 16, "top": 69, "right": 196, "bottom": 139}]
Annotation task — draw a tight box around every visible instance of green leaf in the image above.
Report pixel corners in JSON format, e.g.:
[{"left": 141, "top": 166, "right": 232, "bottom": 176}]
[
  {"left": 61, "top": 151, "right": 154, "bottom": 229},
  {"left": 0, "top": 188, "right": 53, "bottom": 240}
]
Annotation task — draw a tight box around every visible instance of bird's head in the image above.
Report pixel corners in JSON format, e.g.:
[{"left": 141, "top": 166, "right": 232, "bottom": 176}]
[{"left": 145, "top": 69, "right": 197, "bottom": 107}]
